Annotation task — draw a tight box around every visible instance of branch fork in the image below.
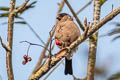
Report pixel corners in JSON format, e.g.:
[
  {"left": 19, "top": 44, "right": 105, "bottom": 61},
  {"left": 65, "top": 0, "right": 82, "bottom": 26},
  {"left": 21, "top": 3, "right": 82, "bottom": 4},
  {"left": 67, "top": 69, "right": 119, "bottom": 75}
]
[
  {"left": 12, "top": 0, "right": 30, "bottom": 15},
  {"left": 0, "top": 36, "right": 11, "bottom": 51}
]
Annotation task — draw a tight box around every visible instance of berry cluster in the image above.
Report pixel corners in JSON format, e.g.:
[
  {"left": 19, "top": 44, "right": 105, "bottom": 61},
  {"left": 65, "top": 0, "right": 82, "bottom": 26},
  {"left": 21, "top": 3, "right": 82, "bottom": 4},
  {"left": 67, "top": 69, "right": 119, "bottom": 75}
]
[{"left": 22, "top": 55, "right": 32, "bottom": 65}]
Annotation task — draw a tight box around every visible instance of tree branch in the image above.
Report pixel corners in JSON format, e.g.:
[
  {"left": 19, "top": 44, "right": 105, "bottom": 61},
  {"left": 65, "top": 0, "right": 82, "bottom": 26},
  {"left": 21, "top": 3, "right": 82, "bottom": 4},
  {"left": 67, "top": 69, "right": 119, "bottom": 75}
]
[
  {"left": 57, "top": 0, "right": 65, "bottom": 15},
  {"left": 20, "top": 41, "right": 50, "bottom": 52},
  {"left": 6, "top": 0, "right": 16, "bottom": 80},
  {"left": 12, "top": 0, "right": 30, "bottom": 14},
  {"left": 76, "top": 0, "right": 93, "bottom": 15},
  {"left": 87, "top": 0, "right": 101, "bottom": 80},
  {"left": 0, "top": 36, "right": 11, "bottom": 51},
  {"left": 64, "top": 0, "right": 84, "bottom": 31}
]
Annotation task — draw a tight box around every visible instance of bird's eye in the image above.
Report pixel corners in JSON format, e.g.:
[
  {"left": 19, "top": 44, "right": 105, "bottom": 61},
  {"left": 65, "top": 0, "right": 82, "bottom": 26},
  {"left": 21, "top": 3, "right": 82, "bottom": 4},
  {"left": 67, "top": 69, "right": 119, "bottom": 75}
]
[{"left": 56, "top": 16, "right": 60, "bottom": 20}]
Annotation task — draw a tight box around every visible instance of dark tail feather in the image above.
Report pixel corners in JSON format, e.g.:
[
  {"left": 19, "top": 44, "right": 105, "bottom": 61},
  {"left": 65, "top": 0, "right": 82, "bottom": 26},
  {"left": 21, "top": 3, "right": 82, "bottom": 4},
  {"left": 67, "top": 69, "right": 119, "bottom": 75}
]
[{"left": 64, "top": 58, "right": 73, "bottom": 75}]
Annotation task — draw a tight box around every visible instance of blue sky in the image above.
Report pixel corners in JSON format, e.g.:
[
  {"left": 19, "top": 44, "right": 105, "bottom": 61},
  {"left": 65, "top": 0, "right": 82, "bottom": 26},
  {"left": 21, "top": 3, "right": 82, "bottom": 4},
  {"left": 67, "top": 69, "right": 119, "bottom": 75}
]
[{"left": 0, "top": 0, "right": 120, "bottom": 80}]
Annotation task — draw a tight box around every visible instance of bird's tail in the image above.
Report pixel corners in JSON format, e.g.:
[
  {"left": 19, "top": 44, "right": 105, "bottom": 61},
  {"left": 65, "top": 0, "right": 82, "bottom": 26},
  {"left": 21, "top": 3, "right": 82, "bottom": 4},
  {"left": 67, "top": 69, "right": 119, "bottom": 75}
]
[{"left": 64, "top": 57, "right": 73, "bottom": 75}]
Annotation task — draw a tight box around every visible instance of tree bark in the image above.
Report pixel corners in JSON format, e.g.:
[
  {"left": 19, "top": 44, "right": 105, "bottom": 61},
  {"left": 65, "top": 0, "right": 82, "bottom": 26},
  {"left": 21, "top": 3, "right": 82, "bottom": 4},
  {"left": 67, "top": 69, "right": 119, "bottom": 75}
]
[
  {"left": 87, "top": 0, "right": 101, "bottom": 80},
  {"left": 6, "top": 0, "right": 16, "bottom": 80}
]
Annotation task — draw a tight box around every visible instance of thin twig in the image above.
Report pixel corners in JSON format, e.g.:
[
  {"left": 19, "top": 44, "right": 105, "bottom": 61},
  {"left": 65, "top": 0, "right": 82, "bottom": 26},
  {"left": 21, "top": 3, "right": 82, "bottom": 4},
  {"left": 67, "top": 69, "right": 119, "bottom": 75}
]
[
  {"left": 49, "top": 38, "right": 52, "bottom": 59},
  {"left": 76, "top": 0, "right": 93, "bottom": 15},
  {"left": 49, "top": 27, "right": 55, "bottom": 59},
  {"left": 64, "top": 0, "right": 84, "bottom": 31},
  {"left": 20, "top": 18, "right": 46, "bottom": 46},
  {"left": 20, "top": 41, "right": 50, "bottom": 52},
  {"left": 30, "top": 26, "right": 56, "bottom": 76},
  {"left": 57, "top": 0, "right": 65, "bottom": 14},
  {"left": 27, "top": 44, "right": 31, "bottom": 56},
  {"left": 12, "top": 0, "right": 30, "bottom": 14}
]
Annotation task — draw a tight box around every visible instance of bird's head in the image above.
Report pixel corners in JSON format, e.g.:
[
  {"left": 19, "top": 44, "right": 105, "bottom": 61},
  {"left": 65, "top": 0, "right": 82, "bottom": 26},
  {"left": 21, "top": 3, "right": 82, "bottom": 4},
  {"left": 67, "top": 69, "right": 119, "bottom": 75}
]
[{"left": 56, "top": 13, "right": 73, "bottom": 21}]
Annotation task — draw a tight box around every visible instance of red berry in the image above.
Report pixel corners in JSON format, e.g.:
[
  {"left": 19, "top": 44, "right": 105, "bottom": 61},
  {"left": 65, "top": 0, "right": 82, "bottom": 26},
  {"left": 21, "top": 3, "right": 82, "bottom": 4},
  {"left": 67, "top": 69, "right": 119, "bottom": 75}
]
[
  {"left": 27, "top": 57, "right": 32, "bottom": 61},
  {"left": 56, "top": 41, "right": 61, "bottom": 45},
  {"left": 22, "top": 60, "right": 27, "bottom": 65},
  {"left": 23, "top": 55, "right": 28, "bottom": 59}
]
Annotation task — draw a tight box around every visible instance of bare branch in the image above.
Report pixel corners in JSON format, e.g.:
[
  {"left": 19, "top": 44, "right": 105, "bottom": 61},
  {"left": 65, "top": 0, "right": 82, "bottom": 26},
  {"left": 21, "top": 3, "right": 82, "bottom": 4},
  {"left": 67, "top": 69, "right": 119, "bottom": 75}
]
[
  {"left": 20, "top": 18, "right": 46, "bottom": 46},
  {"left": 0, "top": 36, "right": 11, "bottom": 51},
  {"left": 76, "top": 0, "right": 93, "bottom": 15},
  {"left": 64, "top": 0, "right": 84, "bottom": 31},
  {"left": 30, "top": 26, "right": 55, "bottom": 75},
  {"left": 57, "top": 0, "right": 65, "bottom": 15},
  {"left": 20, "top": 41, "right": 50, "bottom": 52},
  {"left": 12, "top": 0, "right": 30, "bottom": 14}
]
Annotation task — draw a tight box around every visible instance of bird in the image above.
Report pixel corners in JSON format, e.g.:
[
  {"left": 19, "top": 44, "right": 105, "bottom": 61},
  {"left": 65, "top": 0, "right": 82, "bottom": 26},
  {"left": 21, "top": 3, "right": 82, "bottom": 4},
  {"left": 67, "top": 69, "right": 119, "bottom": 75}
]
[{"left": 55, "top": 13, "right": 80, "bottom": 75}]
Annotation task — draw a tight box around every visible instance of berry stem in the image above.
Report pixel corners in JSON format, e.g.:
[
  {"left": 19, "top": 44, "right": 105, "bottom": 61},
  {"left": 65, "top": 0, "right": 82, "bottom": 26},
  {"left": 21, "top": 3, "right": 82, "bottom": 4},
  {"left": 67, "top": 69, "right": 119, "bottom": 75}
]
[{"left": 27, "top": 44, "right": 31, "bottom": 56}]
